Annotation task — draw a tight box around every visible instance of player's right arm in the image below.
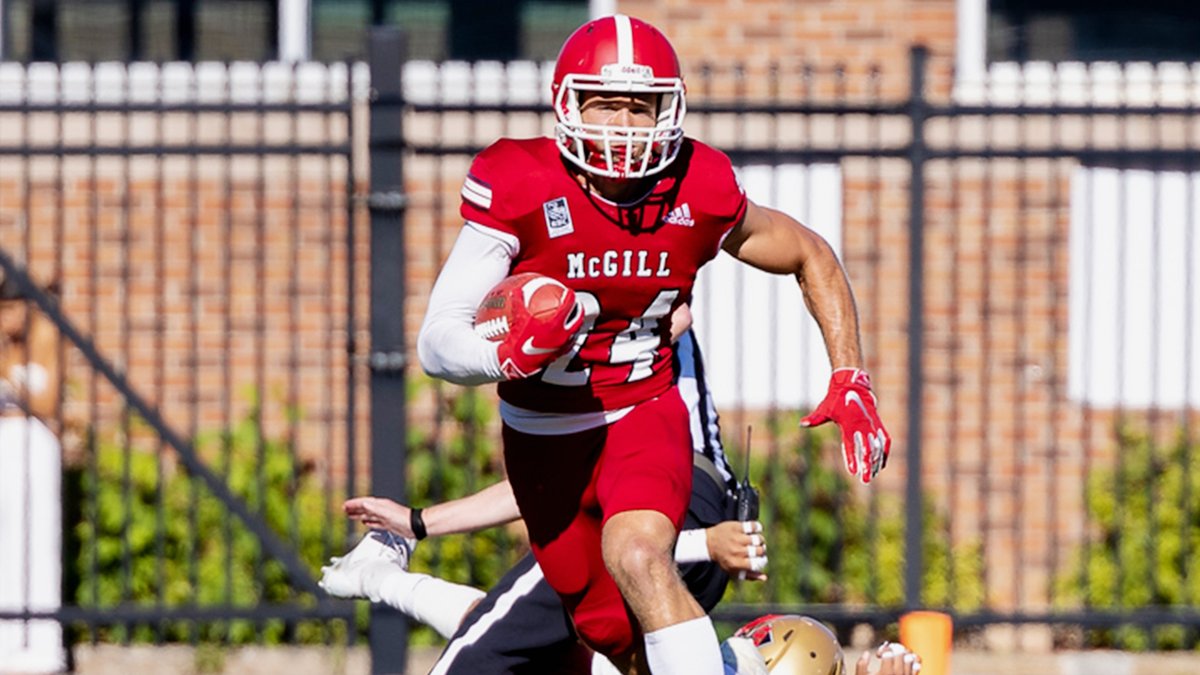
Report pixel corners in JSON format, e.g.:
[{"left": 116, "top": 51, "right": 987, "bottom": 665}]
[
  {"left": 416, "top": 223, "right": 516, "bottom": 385},
  {"left": 421, "top": 140, "right": 563, "bottom": 385}
]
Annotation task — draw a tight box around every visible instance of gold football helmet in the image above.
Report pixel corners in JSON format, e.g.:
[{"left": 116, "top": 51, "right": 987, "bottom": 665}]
[{"left": 734, "top": 614, "right": 845, "bottom": 675}]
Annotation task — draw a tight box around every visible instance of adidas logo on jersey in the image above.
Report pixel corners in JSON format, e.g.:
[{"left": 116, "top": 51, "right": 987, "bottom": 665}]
[{"left": 662, "top": 203, "right": 694, "bottom": 227}]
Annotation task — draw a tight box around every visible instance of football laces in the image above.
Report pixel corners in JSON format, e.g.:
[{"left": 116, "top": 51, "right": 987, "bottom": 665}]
[{"left": 474, "top": 316, "right": 510, "bottom": 340}]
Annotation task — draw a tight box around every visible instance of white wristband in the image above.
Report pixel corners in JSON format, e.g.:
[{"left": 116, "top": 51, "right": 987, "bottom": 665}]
[{"left": 674, "top": 529, "right": 710, "bottom": 564}]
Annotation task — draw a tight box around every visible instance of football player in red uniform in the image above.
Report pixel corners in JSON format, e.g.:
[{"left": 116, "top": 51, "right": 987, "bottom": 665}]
[
  {"left": 417, "top": 14, "right": 890, "bottom": 675},
  {"left": 327, "top": 328, "right": 766, "bottom": 674}
]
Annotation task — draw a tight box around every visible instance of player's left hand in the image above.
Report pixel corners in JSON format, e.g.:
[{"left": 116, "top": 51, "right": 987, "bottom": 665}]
[
  {"left": 707, "top": 520, "right": 768, "bottom": 581},
  {"left": 855, "top": 641, "right": 922, "bottom": 675},
  {"left": 801, "top": 367, "right": 890, "bottom": 484}
]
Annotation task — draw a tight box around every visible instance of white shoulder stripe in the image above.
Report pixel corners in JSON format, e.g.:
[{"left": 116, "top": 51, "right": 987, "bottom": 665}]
[
  {"left": 465, "top": 175, "right": 493, "bottom": 199},
  {"left": 460, "top": 184, "right": 491, "bottom": 209},
  {"left": 614, "top": 14, "right": 633, "bottom": 65},
  {"left": 462, "top": 176, "right": 493, "bottom": 209}
]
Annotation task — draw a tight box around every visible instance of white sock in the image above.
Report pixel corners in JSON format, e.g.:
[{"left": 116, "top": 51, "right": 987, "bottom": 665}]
[
  {"left": 369, "top": 566, "right": 486, "bottom": 639},
  {"left": 644, "top": 616, "right": 724, "bottom": 675}
]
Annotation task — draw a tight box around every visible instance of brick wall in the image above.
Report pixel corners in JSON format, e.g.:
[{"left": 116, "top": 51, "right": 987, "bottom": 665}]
[
  {"left": 622, "top": 0, "right": 957, "bottom": 99},
  {"left": 0, "top": 147, "right": 370, "bottom": 486}
]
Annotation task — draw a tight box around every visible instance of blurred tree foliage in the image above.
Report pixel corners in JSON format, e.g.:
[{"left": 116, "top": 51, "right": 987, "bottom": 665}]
[
  {"left": 71, "top": 385, "right": 1200, "bottom": 652},
  {"left": 402, "top": 383, "right": 526, "bottom": 646},
  {"left": 70, "top": 402, "right": 348, "bottom": 645},
  {"left": 1056, "top": 425, "right": 1200, "bottom": 649},
  {"left": 720, "top": 415, "right": 984, "bottom": 613},
  {"left": 69, "top": 383, "right": 992, "bottom": 648}
]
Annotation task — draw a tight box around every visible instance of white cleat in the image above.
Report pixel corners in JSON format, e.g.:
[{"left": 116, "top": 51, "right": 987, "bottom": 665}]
[{"left": 319, "top": 530, "right": 417, "bottom": 599}]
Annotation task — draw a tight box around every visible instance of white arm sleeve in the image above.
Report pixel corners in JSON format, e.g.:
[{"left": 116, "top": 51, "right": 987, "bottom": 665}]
[{"left": 417, "top": 222, "right": 519, "bottom": 385}]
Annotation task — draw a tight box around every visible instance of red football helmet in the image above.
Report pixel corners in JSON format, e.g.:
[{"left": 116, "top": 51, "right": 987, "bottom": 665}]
[{"left": 551, "top": 14, "right": 686, "bottom": 179}]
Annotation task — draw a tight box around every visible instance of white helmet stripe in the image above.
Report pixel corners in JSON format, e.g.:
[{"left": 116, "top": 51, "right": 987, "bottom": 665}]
[{"left": 614, "top": 14, "right": 634, "bottom": 64}]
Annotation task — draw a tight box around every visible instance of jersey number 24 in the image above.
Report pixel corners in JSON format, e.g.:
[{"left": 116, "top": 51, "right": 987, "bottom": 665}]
[{"left": 541, "top": 289, "right": 679, "bottom": 386}]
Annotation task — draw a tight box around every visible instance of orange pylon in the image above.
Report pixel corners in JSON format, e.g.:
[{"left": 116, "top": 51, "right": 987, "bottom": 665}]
[{"left": 899, "top": 610, "right": 953, "bottom": 675}]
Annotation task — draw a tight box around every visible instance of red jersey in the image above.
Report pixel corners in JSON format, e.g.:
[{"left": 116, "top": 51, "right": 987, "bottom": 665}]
[{"left": 461, "top": 137, "right": 746, "bottom": 413}]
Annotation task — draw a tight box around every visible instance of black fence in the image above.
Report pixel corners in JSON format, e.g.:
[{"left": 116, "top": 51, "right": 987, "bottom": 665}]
[
  {"left": 0, "top": 60, "right": 365, "bottom": 660},
  {"left": 1, "top": 28, "right": 1198, "bottom": 675}
]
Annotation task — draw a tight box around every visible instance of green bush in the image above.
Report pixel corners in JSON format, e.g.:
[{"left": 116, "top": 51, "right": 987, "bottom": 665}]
[
  {"left": 1055, "top": 425, "right": 1200, "bottom": 649},
  {"left": 69, "top": 381, "right": 987, "bottom": 647},
  {"left": 402, "top": 384, "right": 526, "bottom": 645},
  {"left": 70, "top": 409, "right": 347, "bottom": 644},
  {"left": 723, "top": 418, "right": 984, "bottom": 612}
]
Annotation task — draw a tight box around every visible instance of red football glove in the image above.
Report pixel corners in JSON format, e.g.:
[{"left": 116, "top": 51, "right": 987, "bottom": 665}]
[
  {"left": 495, "top": 295, "right": 584, "bottom": 380},
  {"left": 801, "top": 368, "right": 891, "bottom": 484}
]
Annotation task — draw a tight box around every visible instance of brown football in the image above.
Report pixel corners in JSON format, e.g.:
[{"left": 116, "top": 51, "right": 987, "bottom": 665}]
[{"left": 473, "top": 272, "right": 573, "bottom": 342}]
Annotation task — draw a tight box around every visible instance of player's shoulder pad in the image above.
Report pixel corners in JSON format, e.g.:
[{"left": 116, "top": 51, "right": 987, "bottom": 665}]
[
  {"left": 680, "top": 138, "right": 746, "bottom": 222},
  {"left": 462, "top": 138, "right": 560, "bottom": 220}
]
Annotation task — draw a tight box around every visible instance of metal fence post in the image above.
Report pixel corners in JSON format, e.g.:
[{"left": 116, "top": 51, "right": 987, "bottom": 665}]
[
  {"left": 367, "top": 26, "right": 410, "bottom": 675},
  {"left": 904, "top": 44, "right": 929, "bottom": 612}
]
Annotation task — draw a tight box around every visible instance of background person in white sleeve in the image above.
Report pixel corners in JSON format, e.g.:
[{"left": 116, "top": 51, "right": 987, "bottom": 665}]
[{"left": 0, "top": 273, "right": 66, "bottom": 674}]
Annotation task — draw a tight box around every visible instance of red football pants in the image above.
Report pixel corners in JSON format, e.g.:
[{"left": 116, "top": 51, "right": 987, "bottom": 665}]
[{"left": 501, "top": 388, "right": 694, "bottom": 661}]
